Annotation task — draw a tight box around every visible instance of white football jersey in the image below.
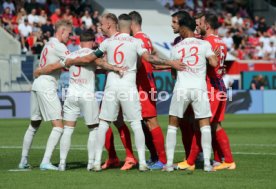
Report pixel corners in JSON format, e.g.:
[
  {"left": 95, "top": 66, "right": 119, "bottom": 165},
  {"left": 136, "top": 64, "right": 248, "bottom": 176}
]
[
  {"left": 32, "top": 37, "right": 69, "bottom": 92},
  {"left": 99, "top": 33, "right": 147, "bottom": 87},
  {"left": 66, "top": 48, "right": 96, "bottom": 97},
  {"left": 171, "top": 37, "right": 215, "bottom": 91}
]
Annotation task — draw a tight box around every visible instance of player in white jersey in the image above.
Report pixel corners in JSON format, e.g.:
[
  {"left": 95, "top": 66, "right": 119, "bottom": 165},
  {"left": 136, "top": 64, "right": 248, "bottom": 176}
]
[
  {"left": 163, "top": 12, "right": 218, "bottom": 172},
  {"left": 18, "top": 20, "right": 72, "bottom": 170},
  {"left": 63, "top": 13, "right": 184, "bottom": 171},
  {"left": 55, "top": 31, "right": 126, "bottom": 171}
]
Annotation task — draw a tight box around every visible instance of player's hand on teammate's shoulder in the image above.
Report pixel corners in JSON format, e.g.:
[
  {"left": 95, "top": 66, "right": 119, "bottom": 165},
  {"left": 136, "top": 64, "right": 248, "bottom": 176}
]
[
  {"left": 169, "top": 60, "right": 186, "bottom": 71},
  {"left": 214, "top": 46, "right": 221, "bottom": 57}
]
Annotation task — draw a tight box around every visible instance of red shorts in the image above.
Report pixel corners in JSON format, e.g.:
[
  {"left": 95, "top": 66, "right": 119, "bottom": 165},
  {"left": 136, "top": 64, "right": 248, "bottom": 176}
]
[
  {"left": 139, "top": 88, "right": 157, "bottom": 118},
  {"left": 207, "top": 81, "right": 227, "bottom": 123}
]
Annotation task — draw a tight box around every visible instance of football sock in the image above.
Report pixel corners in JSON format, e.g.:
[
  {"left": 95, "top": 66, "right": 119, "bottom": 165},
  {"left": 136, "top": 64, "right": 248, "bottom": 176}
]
[
  {"left": 216, "top": 128, "right": 234, "bottom": 163},
  {"left": 200, "top": 126, "right": 212, "bottom": 166},
  {"left": 130, "top": 120, "right": 146, "bottom": 165},
  {"left": 166, "top": 125, "right": 177, "bottom": 166},
  {"left": 59, "top": 126, "right": 74, "bottom": 165},
  {"left": 179, "top": 119, "right": 193, "bottom": 158},
  {"left": 142, "top": 121, "right": 158, "bottom": 161},
  {"left": 117, "top": 123, "right": 135, "bottom": 159},
  {"left": 20, "top": 124, "right": 38, "bottom": 165},
  {"left": 88, "top": 127, "right": 98, "bottom": 164},
  {"left": 151, "top": 127, "right": 167, "bottom": 164},
  {"left": 187, "top": 131, "right": 201, "bottom": 165},
  {"left": 41, "top": 127, "right": 63, "bottom": 164},
  {"left": 212, "top": 135, "right": 223, "bottom": 162},
  {"left": 94, "top": 120, "right": 109, "bottom": 166},
  {"left": 104, "top": 127, "right": 118, "bottom": 159}
]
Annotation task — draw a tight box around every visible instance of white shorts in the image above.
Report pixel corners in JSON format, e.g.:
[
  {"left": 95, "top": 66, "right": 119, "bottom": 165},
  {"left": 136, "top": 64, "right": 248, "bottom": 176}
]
[
  {"left": 99, "top": 86, "right": 142, "bottom": 122},
  {"left": 169, "top": 88, "right": 212, "bottom": 119},
  {"left": 31, "top": 90, "right": 62, "bottom": 121},
  {"left": 63, "top": 95, "right": 99, "bottom": 125}
]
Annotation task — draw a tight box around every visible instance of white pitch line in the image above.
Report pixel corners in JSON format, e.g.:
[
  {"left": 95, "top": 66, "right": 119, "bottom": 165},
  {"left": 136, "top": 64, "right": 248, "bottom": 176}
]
[{"left": 1, "top": 146, "right": 276, "bottom": 156}]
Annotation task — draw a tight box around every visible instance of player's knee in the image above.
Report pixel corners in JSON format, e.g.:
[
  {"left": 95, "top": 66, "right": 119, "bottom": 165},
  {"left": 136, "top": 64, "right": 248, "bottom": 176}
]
[
  {"left": 144, "top": 117, "right": 159, "bottom": 130},
  {"left": 31, "top": 120, "right": 42, "bottom": 128},
  {"left": 198, "top": 117, "right": 210, "bottom": 127},
  {"left": 169, "top": 115, "right": 179, "bottom": 127}
]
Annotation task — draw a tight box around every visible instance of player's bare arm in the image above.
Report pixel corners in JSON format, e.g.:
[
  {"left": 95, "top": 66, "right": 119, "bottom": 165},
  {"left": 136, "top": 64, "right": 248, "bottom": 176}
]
[
  {"left": 152, "top": 64, "right": 172, "bottom": 70},
  {"left": 95, "top": 58, "right": 127, "bottom": 76},
  {"left": 34, "top": 61, "right": 63, "bottom": 78},
  {"left": 141, "top": 52, "right": 185, "bottom": 71},
  {"left": 207, "top": 55, "right": 218, "bottom": 67},
  {"left": 64, "top": 53, "right": 98, "bottom": 67}
]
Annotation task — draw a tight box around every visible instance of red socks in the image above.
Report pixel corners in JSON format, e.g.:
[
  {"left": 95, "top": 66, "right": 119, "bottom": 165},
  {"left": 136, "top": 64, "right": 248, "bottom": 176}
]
[
  {"left": 216, "top": 128, "right": 234, "bottom": 163},
  {"left": 142, "top": 122, "right": 158, "bottom": 161},
  {"left": 187, "top": 131, "right": 201, "bottom": 165},
  {"left": 212, "top": 135, "right": 223, "bottom": 162},
  {"left": 151, "top": 127, "right": 167, "bottom": 164},
  {"left": 118, "top": 123, "right": 135, "bottom": 159},
  {"left": 179, "top": 118, "right": 193, "bottom": 158},
  {"left": 104, "top": 127, "right": 118, "bottom": 159}
]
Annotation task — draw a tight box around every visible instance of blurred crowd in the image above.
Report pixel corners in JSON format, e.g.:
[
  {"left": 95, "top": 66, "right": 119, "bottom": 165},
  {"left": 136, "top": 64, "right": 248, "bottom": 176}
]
[
  {"left": 0, "top": 0, "right": 103, "bottom": 55},
  {"left": 161, "top": 0, "right": 276, "bottom": 60}
]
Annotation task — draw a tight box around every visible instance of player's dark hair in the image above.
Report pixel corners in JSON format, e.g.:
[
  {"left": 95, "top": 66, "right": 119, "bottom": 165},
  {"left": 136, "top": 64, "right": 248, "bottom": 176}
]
[
  {"left": 129, "top": 11, "right": 142, "bottom": 25},
  {"left": 205, "top": 13, "right": 220, "bottom": 29},
  {"left": 118, "top": 13, "right": 132, "bottom": 21},
  {"left": 194, "top": 12, "right": 205, "bottom": 19},
  {"left": 173, "top": 11, "right": 196, "bottom": 31},
  {"left": 80, "top": 31, "right": 95, "bottom": 42}
]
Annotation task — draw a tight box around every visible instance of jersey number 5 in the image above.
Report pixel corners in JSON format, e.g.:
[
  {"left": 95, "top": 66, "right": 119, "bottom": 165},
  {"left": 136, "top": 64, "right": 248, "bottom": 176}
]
[
  {"left": 178, "top": 46, "right": 199, "bottom": 66},
  {"left": 114, "top": 43, "right": 124, "bottom": 64}
]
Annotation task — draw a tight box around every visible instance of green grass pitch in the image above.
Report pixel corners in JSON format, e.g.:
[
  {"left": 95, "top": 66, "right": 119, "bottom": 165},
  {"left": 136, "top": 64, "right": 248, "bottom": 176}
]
[{"left": 0, "top": 114, "right": 275, "bottom": 189}]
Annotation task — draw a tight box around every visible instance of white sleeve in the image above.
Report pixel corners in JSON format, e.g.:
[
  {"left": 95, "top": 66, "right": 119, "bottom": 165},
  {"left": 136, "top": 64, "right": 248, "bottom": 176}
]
[
  {"left": 55, "top": 43, "right": 69, "bottom": 67},
  {"left": 170, "top": 47, "right": 177, "bottom": 60},
  {"left": 136, "top": 39, "right": 148, "bottom": 56},
  {"left": 98, "top": 39, "right": 107, "bottom": 53},
  {"left": 205, "top": 42, "right": 215, "bottom": 58}
]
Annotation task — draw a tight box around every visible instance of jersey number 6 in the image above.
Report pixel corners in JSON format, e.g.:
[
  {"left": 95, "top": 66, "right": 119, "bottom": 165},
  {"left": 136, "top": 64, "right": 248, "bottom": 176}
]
[{"left": 114, "top": 43, "right": 124, "bottom": 64}]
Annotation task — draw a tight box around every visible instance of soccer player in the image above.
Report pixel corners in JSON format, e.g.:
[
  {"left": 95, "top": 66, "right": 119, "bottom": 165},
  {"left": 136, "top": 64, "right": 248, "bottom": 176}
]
[
  {"left": 50, "top": 31, "right": 124, "bottom": 171},
  {"left": 128, "top": 11, "right": 167, "bottom": 169},
  {"left": 163, "top": 11, "right": 218, "bottom": 172},
  {"left": 18, "top": 19, "right": 72, "bottom": 170},
  {"left": 171, "top": 11, "right": 194, "bottom": 159},
  {"left": 64, "top": 14, "right": 184, "bottom": 171},
  {"left": 197, "top": 13, "right": 236, "bottom": 170}
]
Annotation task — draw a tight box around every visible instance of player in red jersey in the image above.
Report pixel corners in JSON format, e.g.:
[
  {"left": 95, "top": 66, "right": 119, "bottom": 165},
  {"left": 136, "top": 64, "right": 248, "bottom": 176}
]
[
  {"left": 128, "top": 11, "right": 167, "bottom": 169},
  {"left": 171, "top": 11, "right": 194, "bottom": 159},
  {"left": 178, "top": 13, "right": 236, "bottom": 171}
]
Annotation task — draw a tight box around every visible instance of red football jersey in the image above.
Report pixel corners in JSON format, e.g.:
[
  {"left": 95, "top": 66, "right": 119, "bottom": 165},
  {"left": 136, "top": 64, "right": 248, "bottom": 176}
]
[
  {"left": 134, "top": 32, "right": 156, "bottom": 90},
  {"left": 204, "top": 34, "right": 227, "bottom": 80}
]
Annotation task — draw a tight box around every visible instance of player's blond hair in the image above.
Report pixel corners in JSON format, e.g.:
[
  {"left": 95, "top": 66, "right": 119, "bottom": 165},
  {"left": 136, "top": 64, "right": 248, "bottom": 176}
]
[
  {"left": 102, "top": 13, "right": 118, "bottom": 24},
  {"left": 54, "top": 19, "right": 73, "bottom": 32}
]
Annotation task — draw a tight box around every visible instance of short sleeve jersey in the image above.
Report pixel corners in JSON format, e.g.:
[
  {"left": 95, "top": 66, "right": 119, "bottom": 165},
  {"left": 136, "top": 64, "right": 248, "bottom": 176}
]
[
  {"left": 32, "top": 37, "right": 69, "bottom": 92},
  {"left": 171, "top": 37, "right": 215, "bottom": 90},
  {"left": 66, "top": 48, "right": 96, "bottom": 96},
  {"left": 204, "top": 34, "right": 227, "bottom": 80},
  {"left": 134, "top": 32, "right": 156, "bottom": 90},
  {"left": 98, "top": 33, "right": 147, "bottom": 87}
]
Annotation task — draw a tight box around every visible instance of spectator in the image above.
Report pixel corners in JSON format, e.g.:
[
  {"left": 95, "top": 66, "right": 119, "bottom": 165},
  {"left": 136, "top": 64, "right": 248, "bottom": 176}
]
[
  {"left": 24, "top": 0, "right": 40, "bottom": 14},
  {"left": 41, "top": 18, "right": 54, "bottom": 36},
  {"left": 72, "top": 12, "right": 80, "bottom": 29},
  {"left": 37, "top": 9, "right": 47, "bottom": 26},
  {"left": 50, "top": 8, "right": 61, "bottom": 25},
  {"left": 27, "top": 8, "right": 39, "bottom": 25},
  {"left": 266, "top": 41, "right": 276, "bottom": 60},
  {"left": 16, "top": 7, "right": 27, "bottom": 25},
  {"left": 231, "top": 13, "right": 243, "bottom": 27},
  {"left": 81, "top": 10, "right": 93, "bottom": 29},
  {"left": 256, "top": 42, "right": 266, "bottom": 59},
  {"left": 49, "top": 0, "right": 60, "bottom": 14},
  {"left": 74, "top": 21, "right": 86, "bottom": 36},
  {"left": 18, "top": 19, "right": 32, "bottom": 52},
  {"left": 67, "top": 36, "right": 80, "bottom": 52},
  {"left": 1, "top": 7, "right": 13, "bottom": 32},
  {"left": 250, "top": 75, "right": 265, "bottom": 90},
  {"left": 2, "top": 0, "right": 15, "bottom": 14},
  {"left": 218, "top": 22, "right": 228, "bottom": 37},
  {"left": 223, "top": 31, "right": 234, "bottom": 51},
  {"left": 257, "top": 17, "right": 268, "bottom": 34},
  {"left": 92, "top": 10, "right": 100, "bottom": 25},
  {"left": 63, "top": 6, "right": 72, "bottom": 22},
  {"left": 259, "top": 32, "right": 271, "bottom": 50}
]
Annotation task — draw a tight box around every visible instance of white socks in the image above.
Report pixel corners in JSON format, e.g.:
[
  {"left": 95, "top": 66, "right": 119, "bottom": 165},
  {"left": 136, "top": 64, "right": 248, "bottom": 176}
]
[
  {"left": 20, "top": 125, "right": 38, "bottom": 165},
  {"left": 130, "top": 120, "right": 146, "bottom": 165},
  {"left": 87, "top": 127, "right": 98, "bottom": 164},
  {"left": 200, "top": 125, "right": 212, "bottom": 166},
  {"left": 59, "top": 126, "right": 75, "bottom": 165},
  {"left": 41, "top": 127, "right": 63, "bottom": 164},
  {"left": 94, "top": 120, "right": 109, "bottom": 166},
  {"left": 166, "top": 125, "right": 178, "bottom": 166}
]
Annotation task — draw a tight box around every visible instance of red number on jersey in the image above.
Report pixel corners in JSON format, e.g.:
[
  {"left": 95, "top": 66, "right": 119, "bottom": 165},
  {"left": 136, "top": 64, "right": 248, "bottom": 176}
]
[
  {"left": 114, "top": 43, "right": 124, "bottom": 64},
  {"left": 40, "top": 47, "right": 48, "bottom": 68},
  {"left": 178, "top": 46, "right": 199, "bottom": 66},
  {"left": 72, "top": 66, "right": 81, "bottom": 77}
]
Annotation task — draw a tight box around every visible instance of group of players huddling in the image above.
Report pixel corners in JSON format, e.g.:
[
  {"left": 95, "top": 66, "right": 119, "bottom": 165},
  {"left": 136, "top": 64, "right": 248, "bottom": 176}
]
[{"left": 18, "top": 10, "right": 236, "bottom": 172}]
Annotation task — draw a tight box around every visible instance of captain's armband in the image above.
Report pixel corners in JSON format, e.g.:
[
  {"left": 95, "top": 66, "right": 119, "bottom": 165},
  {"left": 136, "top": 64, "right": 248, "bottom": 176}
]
[{"left": 94, "top": 49, "right": 104, "bottom": 58}]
